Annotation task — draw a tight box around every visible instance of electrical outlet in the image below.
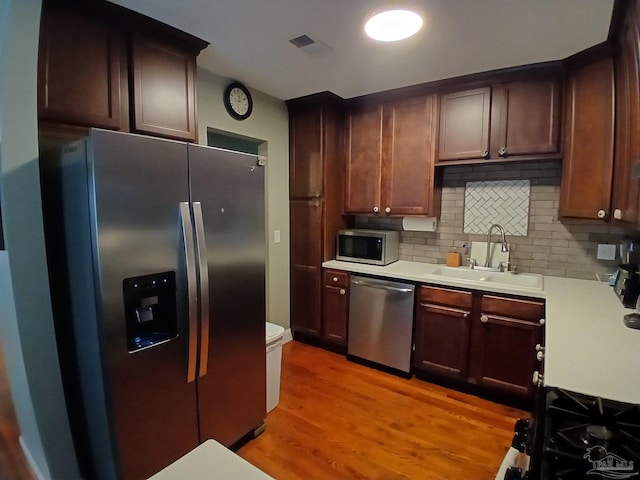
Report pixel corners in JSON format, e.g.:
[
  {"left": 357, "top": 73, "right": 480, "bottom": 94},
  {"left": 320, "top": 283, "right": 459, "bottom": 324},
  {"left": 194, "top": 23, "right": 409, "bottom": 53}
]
[{"left": 596, "top": 244, "right": 616, "bottom": 261}]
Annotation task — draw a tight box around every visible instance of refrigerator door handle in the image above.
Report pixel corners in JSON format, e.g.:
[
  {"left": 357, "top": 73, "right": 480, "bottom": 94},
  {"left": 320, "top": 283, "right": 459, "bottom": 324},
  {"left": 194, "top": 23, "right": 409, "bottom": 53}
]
[
  {"left": 192, "top": 202, "right": 210, "bottom": 378},
  {"left": 180, "top": 202, "right": 198, "bottom": 383}
]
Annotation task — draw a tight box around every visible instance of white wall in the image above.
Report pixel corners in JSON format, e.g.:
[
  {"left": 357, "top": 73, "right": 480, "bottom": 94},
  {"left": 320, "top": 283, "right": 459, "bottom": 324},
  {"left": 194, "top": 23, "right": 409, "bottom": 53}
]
[
  {"left": 0, "top": 0, "right": 81, "bottom": 478},
  {"left": 197, "top": 68, "right": 290, "bottom": 329}
]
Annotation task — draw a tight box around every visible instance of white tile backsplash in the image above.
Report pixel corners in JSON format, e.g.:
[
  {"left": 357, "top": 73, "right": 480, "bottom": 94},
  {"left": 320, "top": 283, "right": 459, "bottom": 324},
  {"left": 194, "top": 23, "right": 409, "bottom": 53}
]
[{"left": 464, "top": 180, "right": 530, "bottom": 236}]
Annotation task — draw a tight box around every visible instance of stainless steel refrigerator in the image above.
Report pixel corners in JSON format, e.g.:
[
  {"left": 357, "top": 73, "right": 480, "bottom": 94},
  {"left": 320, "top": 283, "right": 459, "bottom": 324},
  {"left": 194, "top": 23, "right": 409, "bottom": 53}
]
[{"left": 41, "top": 128, "right": 266, "bottom": 480}]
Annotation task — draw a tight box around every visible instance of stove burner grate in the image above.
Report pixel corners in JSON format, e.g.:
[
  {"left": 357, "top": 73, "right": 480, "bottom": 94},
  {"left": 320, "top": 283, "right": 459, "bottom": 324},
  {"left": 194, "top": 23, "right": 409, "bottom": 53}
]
[{"left": 539, "top": 388, "right": 640, "bottom": 480}]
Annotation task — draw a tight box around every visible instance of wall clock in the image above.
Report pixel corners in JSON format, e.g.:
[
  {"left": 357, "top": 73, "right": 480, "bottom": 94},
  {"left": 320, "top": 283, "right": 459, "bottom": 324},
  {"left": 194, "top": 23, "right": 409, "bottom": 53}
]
[{"left": 223, "top": 81, "right": 253, "bottom": 120}]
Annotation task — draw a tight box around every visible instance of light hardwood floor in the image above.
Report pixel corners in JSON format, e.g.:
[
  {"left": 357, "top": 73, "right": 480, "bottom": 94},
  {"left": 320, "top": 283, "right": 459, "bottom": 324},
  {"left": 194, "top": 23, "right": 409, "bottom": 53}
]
[
  {"left": 237, "top": 340, "right": 525, "bottom": 480},
  {"left": 0, "top": 341, "right": 525, "bottom": 479}
]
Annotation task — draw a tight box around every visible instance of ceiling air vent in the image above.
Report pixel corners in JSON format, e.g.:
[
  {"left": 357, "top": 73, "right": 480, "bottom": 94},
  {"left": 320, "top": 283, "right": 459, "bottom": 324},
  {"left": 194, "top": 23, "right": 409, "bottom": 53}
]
[{"left": 288, "top": 34, "right": 332, "bottom": 56}]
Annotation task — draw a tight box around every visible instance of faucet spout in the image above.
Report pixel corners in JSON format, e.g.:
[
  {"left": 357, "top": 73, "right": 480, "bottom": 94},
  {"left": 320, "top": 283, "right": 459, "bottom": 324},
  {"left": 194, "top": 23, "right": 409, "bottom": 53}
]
[{"left": 484, "top": 223, "right": 509, "bottom": 267}]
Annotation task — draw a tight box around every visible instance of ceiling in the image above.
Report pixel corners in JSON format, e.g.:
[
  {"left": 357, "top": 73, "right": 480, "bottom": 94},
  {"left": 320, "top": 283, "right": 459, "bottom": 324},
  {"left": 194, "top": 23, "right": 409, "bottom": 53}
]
[{"left": 108, "top": 0, "right": 615, "bottom": 101}]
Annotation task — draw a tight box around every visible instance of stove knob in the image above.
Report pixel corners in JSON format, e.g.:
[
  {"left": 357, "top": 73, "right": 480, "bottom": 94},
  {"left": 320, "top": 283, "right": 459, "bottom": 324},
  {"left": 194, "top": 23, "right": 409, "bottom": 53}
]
[{"left": 532, "top": 370, "right": 543, "bottom": 387}]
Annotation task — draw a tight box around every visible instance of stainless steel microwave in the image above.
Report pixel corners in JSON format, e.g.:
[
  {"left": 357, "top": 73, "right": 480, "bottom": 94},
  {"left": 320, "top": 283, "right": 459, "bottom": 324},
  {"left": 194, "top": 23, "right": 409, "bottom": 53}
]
[{"left": 336, "top": 229, "right": 400, "bottom": 266}]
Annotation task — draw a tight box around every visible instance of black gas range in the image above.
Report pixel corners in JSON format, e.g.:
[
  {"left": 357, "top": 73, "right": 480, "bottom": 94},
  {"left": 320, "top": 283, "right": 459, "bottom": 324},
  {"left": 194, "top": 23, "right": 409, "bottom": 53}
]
[{"left": 502, "top": 387, "right": 640, "bottom": 480}]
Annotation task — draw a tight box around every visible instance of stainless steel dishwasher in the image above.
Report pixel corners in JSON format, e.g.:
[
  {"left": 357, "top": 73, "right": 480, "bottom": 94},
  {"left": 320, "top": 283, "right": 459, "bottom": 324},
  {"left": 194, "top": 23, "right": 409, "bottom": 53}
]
[{"left": 348, "top": 275, "right": 415, "bottom": 374}]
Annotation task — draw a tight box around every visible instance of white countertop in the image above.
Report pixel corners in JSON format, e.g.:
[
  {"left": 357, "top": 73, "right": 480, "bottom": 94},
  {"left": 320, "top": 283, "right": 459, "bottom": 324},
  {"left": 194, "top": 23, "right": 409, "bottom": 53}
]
[
  {"left": 323, "top": 260, "right": 640, "bottom": 404},
  {"left": 148, "top": 439, "right": 274, "bottom": 479}
]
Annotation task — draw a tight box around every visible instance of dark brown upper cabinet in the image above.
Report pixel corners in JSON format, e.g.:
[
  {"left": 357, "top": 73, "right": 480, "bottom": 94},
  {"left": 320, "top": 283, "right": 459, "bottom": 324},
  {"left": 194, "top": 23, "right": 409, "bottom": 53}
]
[
  {"left": 344, "top": 104, "right": 384, "bottom": 215},
  {"left": 437, "top": 78, "right": 561, "bottom": 164},
  {"left": 130, "top": 34, "right": 197, "bottom": 142},
  {"left": 437, "top": 87, "right": 491, "bottom": 162},
  {"left": 289, "top": 107, "right": 325, "bottom": 199},
  {"left": 560, "top": 57, "right": 615, "bottom": 220},
  {"left": 38, "top": 7, "right": 126, "bottom": 130},
  {"left": 612, "top": 5, "right": 640, "bottom": 225},
  {"left": 493, "top": 79, "right": 561, "bottom": 158},
  {"left": 38, "top": 1, "right": 207, "bottom": 142},
  {"left": 345, "top": 96, "right": 440, "bottom": 216}
]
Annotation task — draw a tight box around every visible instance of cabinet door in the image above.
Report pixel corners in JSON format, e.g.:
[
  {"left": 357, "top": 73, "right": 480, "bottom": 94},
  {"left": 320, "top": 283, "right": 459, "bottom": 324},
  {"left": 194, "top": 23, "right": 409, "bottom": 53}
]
[
  {"left": 322, "top": 284, "right": 348, "bottom": 346},
  {"left": 472, "top": 314, "right": 542, "bottom": 398},
  {"left": 130, "top": 34, "right": 197, "bottom": 142},
  {"left": 414, "top": 303, "right": 471, "bottom": 379},
  {"left": 437, "top": 88, "right": 491, "bottom": 161},
  {"left": 344, "top": 105, "right": 383, "bottom": 214},
  {"left": 38, "top": 7, "right": 125, "bottom": 129},
  {"left": 381, "top": 96, "right": 438, "bottom": 215},
  {"left": 494, "top": 79, "right": 561, "bottom": 158},
  {"left": 290, "top": 107, "right": 324, "bottom": 199},
  {"left": 560, "top": 57, "right": 615, "bottom": 219},
  {"left": 472, "top": 295, "right": 544, "bottom": 398},
  {"left": 290, "top": 200, "right": 323, "bottom": 336},
  {"left": 612, "top": 17, "right": 640, "bottom": 224}
]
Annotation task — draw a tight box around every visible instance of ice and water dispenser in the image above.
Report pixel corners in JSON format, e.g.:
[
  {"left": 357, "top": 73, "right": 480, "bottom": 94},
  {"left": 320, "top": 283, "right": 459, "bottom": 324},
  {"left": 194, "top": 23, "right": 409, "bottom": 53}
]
[{"left": 122, "top": 271, "right": 178, "bottom": 352}]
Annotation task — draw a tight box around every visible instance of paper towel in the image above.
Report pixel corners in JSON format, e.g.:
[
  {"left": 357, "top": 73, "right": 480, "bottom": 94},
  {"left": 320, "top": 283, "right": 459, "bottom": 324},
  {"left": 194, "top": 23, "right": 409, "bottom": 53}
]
[{"left": 402, "top": 217, "right": 438, "bottom": 232}]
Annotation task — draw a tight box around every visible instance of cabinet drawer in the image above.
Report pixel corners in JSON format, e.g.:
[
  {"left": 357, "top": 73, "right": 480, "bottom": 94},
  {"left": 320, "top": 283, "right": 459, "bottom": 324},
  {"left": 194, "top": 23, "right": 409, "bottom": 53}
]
[
  {"left": 481, "top": 295, "right": 544, "bottom": 322},
  {"left": 324, "top": 269, "right": 349, "bottom": 288},
  {"left": 418, "top": 285, "right": 472, "bottom": 309}
]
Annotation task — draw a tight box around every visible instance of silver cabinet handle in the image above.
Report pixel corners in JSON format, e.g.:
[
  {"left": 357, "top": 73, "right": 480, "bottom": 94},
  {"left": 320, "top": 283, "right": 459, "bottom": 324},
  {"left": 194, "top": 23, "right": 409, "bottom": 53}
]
[
  {"left": 333, "top": 276, "right": 338, "bottom": 283},
  {"left": 482, "top": 150, "right": 489, "bottom": 159},
  {"left": 480, "top": 314, "right": 489, "bottom": 323},
  {"left": 614, "top": 209, "right": 622, "bottom": 220},
  {"left": 597, "top": 209, "right": 606, "bottom": 219},
  {"left": 180, "top": 202, "right": 198, "bottom": 384},
  {"left": 498, "top": 147, "right": 507, "bottom": 157},
  {"left": 339, "top": 289, "right": 346, "bottom": 295},
  {"left": 535, "top": 343, "right": 545, "bottom": 352},
  {"left": 193, "top": 202, "right": 209, "bottom": 378},
  {"left": 536, "top": 351, "right": 545, "bottom": 362},
  {"left": 539, "top": 318, "right": 545, "bottom": 325},
  {"left": 352, "top": 279, "right": 413, "bottom": 293},
  {"left": 385, "top": 207, "right": 391, "bottom": 214},
  {"left": 373, "top": 206, "right": 379, "bottom": 213},
  {"left": 463, "top": 313, "right": 469, "bottom": 319}
]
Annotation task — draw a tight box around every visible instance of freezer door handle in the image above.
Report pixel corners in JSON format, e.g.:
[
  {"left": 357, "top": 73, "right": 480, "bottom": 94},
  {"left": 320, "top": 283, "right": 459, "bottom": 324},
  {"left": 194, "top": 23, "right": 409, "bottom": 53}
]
[
  {"left": 180, "top": 202, "right": 198, "bottom": 383},
  {"left": 193, "top": 202, "right": 210, "bottom": 378}
]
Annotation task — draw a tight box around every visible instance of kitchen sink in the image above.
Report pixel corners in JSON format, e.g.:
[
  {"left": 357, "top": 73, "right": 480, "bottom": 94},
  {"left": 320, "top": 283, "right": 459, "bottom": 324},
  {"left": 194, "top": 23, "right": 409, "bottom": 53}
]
[
  {"left": 427, "top": 267, "right": 488, "bottom": 281},
  {"left": 424, "top": 266, "right": 544, "bottom": 290}
]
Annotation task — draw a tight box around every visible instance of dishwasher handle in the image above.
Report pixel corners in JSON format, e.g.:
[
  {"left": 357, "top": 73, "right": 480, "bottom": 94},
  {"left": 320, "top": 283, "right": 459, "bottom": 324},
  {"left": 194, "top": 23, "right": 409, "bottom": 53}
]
[{"left": 352, "top": 279, "right": 413, "bottom": 293}]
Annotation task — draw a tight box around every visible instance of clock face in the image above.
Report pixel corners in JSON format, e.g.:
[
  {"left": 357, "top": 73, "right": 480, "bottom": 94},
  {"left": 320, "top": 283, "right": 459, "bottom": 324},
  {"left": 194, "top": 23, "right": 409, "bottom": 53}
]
[
  {"left": 229, "top": 87, "right": 249, "bottom": 115},
  {"left": 224, "top": 82, "right": 253, "bottom": 120}
]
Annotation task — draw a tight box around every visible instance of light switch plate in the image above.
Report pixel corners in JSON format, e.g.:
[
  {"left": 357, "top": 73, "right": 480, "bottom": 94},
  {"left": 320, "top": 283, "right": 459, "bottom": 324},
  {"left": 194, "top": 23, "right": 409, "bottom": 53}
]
[
  {"left": 274, "top": 230, "right": 281, "bottom": 244},
  {"left": 597, "top": 244, "right": 616, "bottom": 260}
]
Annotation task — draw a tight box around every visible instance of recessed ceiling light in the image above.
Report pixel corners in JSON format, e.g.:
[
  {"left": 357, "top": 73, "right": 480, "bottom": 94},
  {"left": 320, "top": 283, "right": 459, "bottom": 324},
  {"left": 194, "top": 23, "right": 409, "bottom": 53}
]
[{"left": 364, "top": 9, "right": 423, "bottom": 42}]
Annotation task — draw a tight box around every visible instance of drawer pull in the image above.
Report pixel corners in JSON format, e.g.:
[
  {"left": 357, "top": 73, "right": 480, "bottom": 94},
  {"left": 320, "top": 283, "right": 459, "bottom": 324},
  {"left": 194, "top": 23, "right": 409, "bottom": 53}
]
[
  {"left": 339, "top": 289, "right": 346, "bottom": 296},
  {"left": 480, "top": 314, "right": 489, "bottom": 323}
]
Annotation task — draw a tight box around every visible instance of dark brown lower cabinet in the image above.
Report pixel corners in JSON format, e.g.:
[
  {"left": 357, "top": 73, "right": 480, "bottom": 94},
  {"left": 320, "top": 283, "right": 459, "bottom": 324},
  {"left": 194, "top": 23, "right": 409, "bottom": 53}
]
[
  {"left": 413, "top": 286, "right": 472, "bottom": 379},
  {"left": 413, "top": 285, "right": 544, "bottom": 401},
  {"left": 322, "top": 269, "right": 349, "bottom": 347},
  {"left": 290, "top": 200, "right": 323, "bottom": 338},
  {"left": 290, "top": 267, "right": 321, "bottom": 336},
  {"left": 470, "top": 295, "right": 544, "bottom": 398}
]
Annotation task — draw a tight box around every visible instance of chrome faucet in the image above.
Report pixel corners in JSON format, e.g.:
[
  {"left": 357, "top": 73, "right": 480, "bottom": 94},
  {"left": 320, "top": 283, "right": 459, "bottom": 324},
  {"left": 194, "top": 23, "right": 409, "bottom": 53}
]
[{"left": 484, "top": 223, "right": 509, "bottom": 267}]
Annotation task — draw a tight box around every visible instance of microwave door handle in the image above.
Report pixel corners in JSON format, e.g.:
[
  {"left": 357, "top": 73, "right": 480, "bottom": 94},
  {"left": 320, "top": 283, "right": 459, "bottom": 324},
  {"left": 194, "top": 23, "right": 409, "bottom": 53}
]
[
  {"left": 192, "top": 202, "right": 210, "bottom": 378},
  {"left": 180, "top": 202, "right": 198, "bottom": 383}
]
